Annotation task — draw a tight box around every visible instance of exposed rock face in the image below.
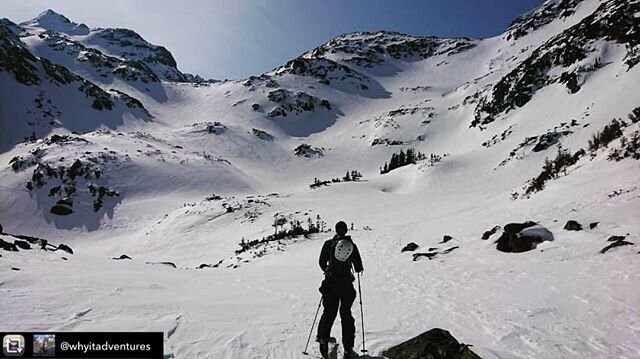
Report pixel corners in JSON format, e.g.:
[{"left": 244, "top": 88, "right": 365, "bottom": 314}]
[
  {"left": 294, "top": 144, "right": 324, "bottom": 158},
  {"left": 381, "top": 328, "right": 481, "bottom": 359}
]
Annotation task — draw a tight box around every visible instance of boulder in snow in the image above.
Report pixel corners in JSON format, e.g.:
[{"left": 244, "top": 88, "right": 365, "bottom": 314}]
[
  {"left": 381, "top": 328, "right": 481, "bottom": 359},
  {"left": 564, "top": 220, "right": 583, "bottom": 231},
  {"left": 0, "top": 238, "right": 18, "bottom": 252},
  {"left": 496, "top": 222, "right": 553, "bottom": 253},
  {"left": 401, "top": 242, "right": 419, "bottom": 252},
  {"left": 13, "top": 240, "right": 31, "bottom": 250}
]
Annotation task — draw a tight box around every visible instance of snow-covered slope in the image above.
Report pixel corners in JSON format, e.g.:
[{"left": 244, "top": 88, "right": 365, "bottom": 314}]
[{"left": 1, "top": 1, "right": 639, "bottom": 358}]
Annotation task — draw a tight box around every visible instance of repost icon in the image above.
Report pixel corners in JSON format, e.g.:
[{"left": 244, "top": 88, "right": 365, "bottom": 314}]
[{"left": 3, "top": 334, "right": 25, "bottom": 357}]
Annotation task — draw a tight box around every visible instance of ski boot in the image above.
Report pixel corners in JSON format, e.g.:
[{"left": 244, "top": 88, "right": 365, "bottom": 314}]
[
  {"left": 316, "top": 337, "right": 329, "bottom": 359},
  {"left": 343, "top": 347, "right": 357, "bottom": 359},
  {"left": 319, "top": 342, "right": 328, "bottom": 359}
]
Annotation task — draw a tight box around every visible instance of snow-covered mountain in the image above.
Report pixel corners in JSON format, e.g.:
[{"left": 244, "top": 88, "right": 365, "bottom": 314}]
[{"left": 1, "top": 1, "right": 639, "bottom": 358}]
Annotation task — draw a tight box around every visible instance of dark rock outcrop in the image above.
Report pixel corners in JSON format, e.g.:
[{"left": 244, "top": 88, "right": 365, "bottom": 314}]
[
  {"left": 146, "top": 261, "right": 176, "bottom": 268},
  {"left": 601, "top": 236, "right": 633, "bottom": 254},
  {"left": 113, "top": 254, "right": 131, "bottom": 260},
  {"left": 402, "top": 242, "right": 419, "bottom": 252},
  {"left": 413, "top": 252, "right": 437, "bottom": 261},
  {"left": 441, "top": 235, "right": 453, "bottom": 243},
  {"left": 606, "top": 235, "right": 626, "bottom": 242},
  {"left": 381, "top": 328, "right": 481, "bottom": 359},
  {"left": 482, "top": 226, "right": 500, "bottom": 240},
  {"left": 589, "top": 222, "right": 599, "bottom": 229},
  {"left": 57, "top": 243, "right": 73, "bottom": 254},
  {"left": 13, "top": 240, "right": 31, "bottom": 250},
  {"left": 50, "top": 203, "right": 73, "bottom": 215},
  {"left": 0, "top": 238, "right": 18, "bottom": 251},
  {"left": 564, "top": 220, "right": 583, "bottom": 231},
  {"left": 496, "top": 222, "right": 553, "bottom": 253}
]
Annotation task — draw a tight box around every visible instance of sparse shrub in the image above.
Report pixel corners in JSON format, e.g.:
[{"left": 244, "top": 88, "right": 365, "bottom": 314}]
[
  {"left": 524, "top": 146, "right": 585, "bottom": 195},
  {"left": 588, "top": 118, "right": 625, "bottom": 155},
  {"left": 609, "top": 130, "right": 640, "bottom": 161},
  {"left": 320, "top": 99, "right": 331, "bottom": 110},
  {"left": 237, "top": 215, "right": 325, "bottom": 254}
]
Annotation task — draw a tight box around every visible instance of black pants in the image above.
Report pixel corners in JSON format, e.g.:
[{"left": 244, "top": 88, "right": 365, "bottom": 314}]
[{"left": 317, "top": 278, "right": 357, "bottom": 349}]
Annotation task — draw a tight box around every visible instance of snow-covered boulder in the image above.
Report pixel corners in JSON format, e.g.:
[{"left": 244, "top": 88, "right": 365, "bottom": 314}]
[{"left": 496, "top": 222, "right": 553, "bottom": 253}]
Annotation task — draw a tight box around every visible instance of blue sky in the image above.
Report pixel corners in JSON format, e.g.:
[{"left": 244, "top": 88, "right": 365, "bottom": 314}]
[{"left": 1, "top": 0, "right": 544, "bottom": 80}]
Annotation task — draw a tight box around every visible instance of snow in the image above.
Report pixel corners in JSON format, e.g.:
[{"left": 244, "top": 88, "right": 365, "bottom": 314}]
[
  {"left": 518, "top": 225, "right": 554, "bottom": 243},
  {"left": 2, "top": 1, "right": 640, "bottom": 358},
  {"left": 19, "top": 9, "right": 89, "bottom": 36}
]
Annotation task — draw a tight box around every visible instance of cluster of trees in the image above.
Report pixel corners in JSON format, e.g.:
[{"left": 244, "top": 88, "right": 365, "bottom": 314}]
[
  {"left": 524, "top": 146, "right": 585, "bottom": 195},
  {"left": 310, "top": 170, "right": 363, "bottom": 189},
  {"left": 608, "top": 131, "right": 640, "bottom": 161},
  {"left": 588, "top": 108, "right": 640, "bottom": 161},
  {"left": 380, "top": 148, "right": 426, "bottom": 174},
  {"left": 23, "top": 131, "right": 37, "bottom": 143},
  {"left": 236, "top": 214, "right": 326, "bottom": 254},
  {"left": 587, "top": 118, "right": 625, "bottom": 156}
]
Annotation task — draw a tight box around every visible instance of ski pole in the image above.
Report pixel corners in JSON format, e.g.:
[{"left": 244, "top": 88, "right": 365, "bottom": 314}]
[
  {"left": 302, "top": 295, "right": 323, "bottom": 355},
  {"left": 357, "top": 272, "right": 367, "bottom": 354}
]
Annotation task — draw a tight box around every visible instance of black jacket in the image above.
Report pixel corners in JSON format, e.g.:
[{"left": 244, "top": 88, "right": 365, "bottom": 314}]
[{"left": 319, "top": 235, "right": 363, "bottom": 280}]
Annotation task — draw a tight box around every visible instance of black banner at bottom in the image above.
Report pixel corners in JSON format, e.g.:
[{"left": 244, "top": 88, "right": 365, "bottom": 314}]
[{"left": 1, "top": 332, "right": 163, "bottom": 358}]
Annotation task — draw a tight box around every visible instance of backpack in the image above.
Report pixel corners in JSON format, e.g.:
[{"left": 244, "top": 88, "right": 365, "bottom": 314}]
[{"left": 327, "top": 236, "right": 354, "bottom": 279}]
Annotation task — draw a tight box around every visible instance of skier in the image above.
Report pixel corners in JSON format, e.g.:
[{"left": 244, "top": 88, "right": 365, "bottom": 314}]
[{"left": 317, "top": 221, "right": 363, "bottom": 359}]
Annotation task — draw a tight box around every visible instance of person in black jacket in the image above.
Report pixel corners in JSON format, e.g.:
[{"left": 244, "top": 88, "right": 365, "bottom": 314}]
[{"left": 316, "top": 221, "right": 363, "bottom": 359}]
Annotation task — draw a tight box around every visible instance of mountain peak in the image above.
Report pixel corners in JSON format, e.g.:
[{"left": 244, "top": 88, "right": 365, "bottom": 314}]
[
  {"left": 39, "top": 9, "right": 65, "bottom": 18},
  {"left": 20, "top": 9, "right": 89, "bottom": 35}
]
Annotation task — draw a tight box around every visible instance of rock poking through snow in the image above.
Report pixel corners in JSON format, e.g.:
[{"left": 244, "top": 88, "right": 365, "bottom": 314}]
[
  {"left": 381, "top": 328, "right": 481, "bottom": 359},
  {"left": 402, "top": 242, "right": 419, "bottom": 252},
  {"left": 564, "top": 220, "right": 583, "bottom": 231},
  {"left": 496, "top": 222, "right": 553, "bottom": 253},
  {"left": 601, "top": 236, "right": 634, "bottom": 254},
  {"left": 482, "top": 225, "right": 500, "bottom": 240}
]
